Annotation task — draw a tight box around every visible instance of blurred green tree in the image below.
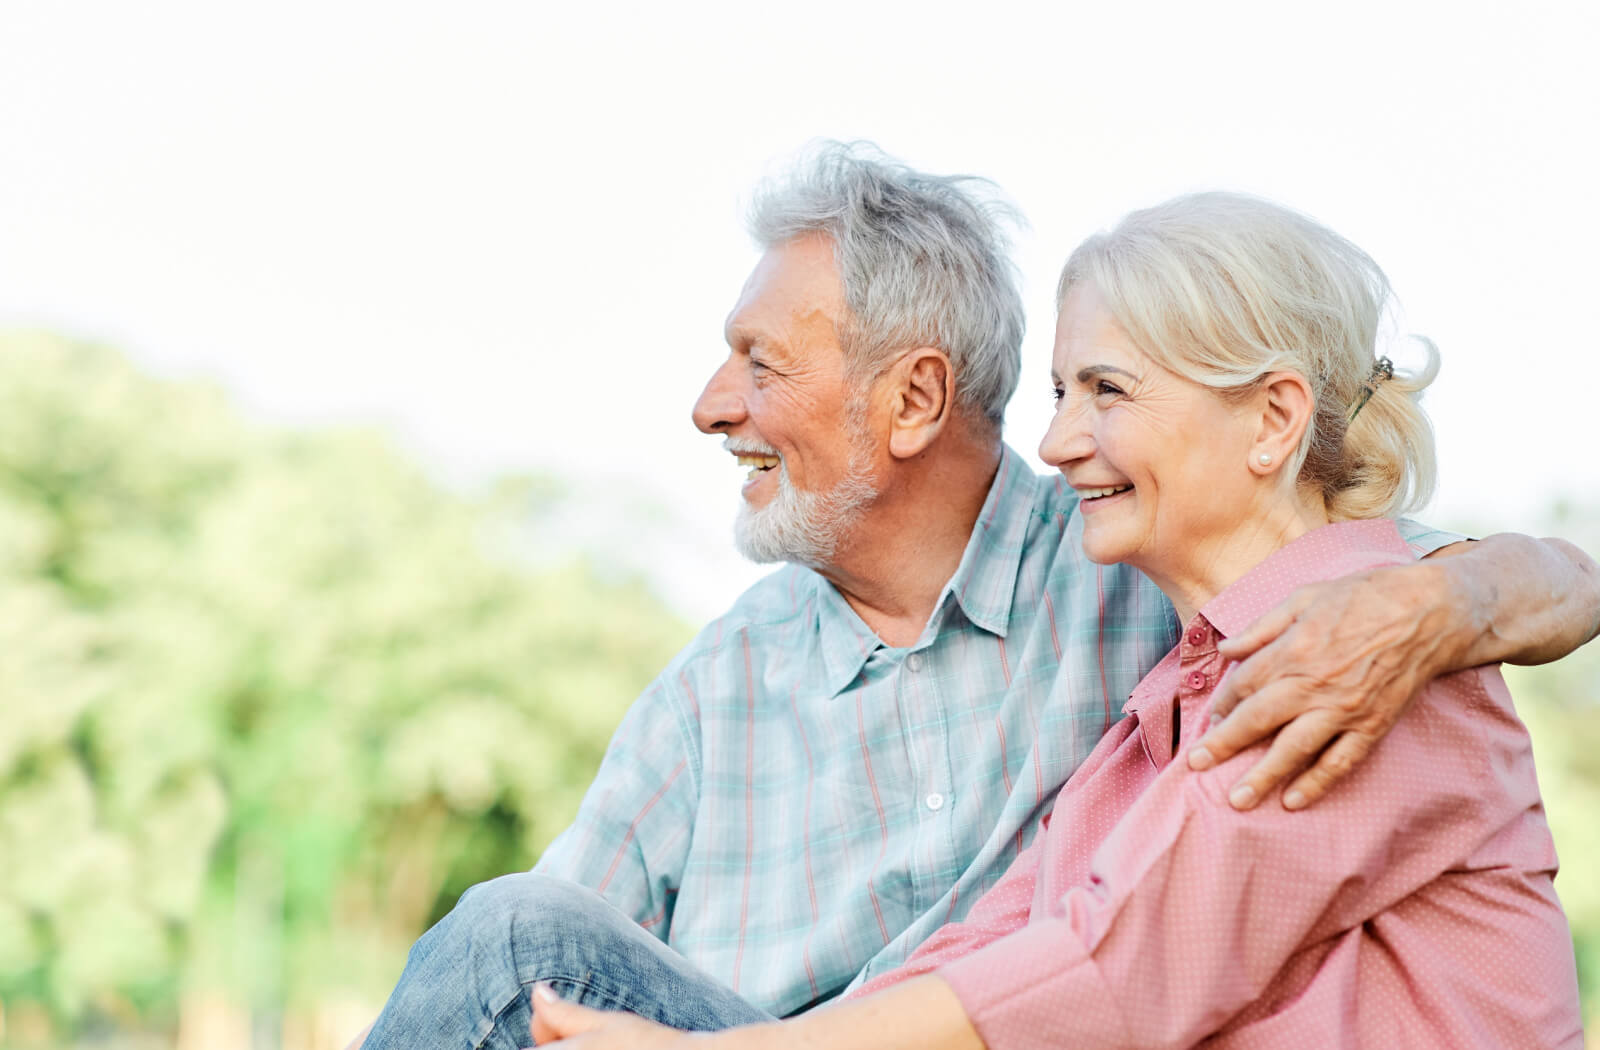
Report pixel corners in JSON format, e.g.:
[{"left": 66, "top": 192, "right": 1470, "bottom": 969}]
[
  {"left": 1, "top": 331, "right": 1596, "bottom": 1044},
  {"left": 0, "top": 332, "right": 692, "bottom": 1041},
  {"left": 1502, "top": 499, "right": 1600, "bottom": 1034}
]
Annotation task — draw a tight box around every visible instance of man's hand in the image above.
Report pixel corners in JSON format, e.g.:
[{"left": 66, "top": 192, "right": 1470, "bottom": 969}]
[
  {"left": 1187, "top": 531, "right": 1600, "bottom": 810},
  {"left": 1186, "top": 561, "right": 1469, "bottom": 810}
]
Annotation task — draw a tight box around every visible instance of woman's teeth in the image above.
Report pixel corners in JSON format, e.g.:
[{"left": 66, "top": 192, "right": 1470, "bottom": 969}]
[{"left": 1081, "top": 485, "right": 1131, "bottom": 499}]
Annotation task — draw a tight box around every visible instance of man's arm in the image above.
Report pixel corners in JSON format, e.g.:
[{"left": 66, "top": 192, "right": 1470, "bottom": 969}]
[
  {"left": 1188, "top": 532, "right": 1600, "bottom": 809},
  {"left": 533, "top": 676, "right": 701, "bottom": 929}
]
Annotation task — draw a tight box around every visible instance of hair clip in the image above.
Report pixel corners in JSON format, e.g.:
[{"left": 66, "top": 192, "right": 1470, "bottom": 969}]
[{"left": 1347, "top": 356, "right": 1393, "bottom": 422}]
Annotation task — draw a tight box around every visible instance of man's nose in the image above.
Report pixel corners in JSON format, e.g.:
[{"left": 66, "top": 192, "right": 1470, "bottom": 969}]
[{"left": 692, "top": 355, "right": 748, "bottom": 434}]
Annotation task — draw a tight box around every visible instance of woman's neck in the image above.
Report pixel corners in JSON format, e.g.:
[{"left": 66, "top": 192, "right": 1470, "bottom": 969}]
[{"left": 1144, "top": 490, "right": 1331, "bottom": 626}]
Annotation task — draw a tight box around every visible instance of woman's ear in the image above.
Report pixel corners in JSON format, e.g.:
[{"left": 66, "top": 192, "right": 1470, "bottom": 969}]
[
  {"left": 1249, "top": 371, "right": 1315, "bottom": 475},
  {"left": 886, "top": 348, "right": 954, "bottom": 459}
]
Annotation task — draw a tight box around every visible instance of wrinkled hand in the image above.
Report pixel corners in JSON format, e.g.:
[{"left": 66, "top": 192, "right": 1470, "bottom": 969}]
[
  {"left": 530, "top": 985, "right": 713, "bottom": 1049},
  {"left": 1186, "top": 564, "right": 1468, "bottom": 810}
]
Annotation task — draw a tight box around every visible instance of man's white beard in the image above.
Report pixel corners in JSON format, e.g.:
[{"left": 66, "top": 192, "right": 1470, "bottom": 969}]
[{"left": 734, "top": 452, "right": 877, "bottom": 568}]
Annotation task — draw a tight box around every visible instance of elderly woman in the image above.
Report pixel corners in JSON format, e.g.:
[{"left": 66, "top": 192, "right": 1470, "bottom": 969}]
[{"left": 531, "top": 193, "right": 1584, "bottom": 1048}]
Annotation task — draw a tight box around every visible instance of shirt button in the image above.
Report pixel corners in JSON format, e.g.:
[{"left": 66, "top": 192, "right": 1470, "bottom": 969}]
[
  {"left": 1186, "top": 670, "right": 1208, "bottom": 690},
  {"left": 1187, "top": 627, "right": 1207, "bottom": 646},
  {"left": 906, "top": 653, "right": 923, "bottom": 672},
  {"left": 925, "top": 792, "right": 946, "bottom": 811}
]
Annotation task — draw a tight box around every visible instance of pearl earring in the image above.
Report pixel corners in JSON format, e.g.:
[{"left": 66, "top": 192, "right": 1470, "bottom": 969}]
[{"left": 1257, "top": 453, "right": 1272, "bottom": 466}]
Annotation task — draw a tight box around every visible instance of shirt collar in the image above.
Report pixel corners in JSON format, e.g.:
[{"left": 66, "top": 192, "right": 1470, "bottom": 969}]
[
  {"left": 1124, "top": 646, "right": 1183, "bottom": 719},
  {"left": 1198, "top": 518, "right": 1413, "bottom": 640},
  {"left": 941, "top": 444, "right": 1040, "bottom": 638},
  {"left": 1122, "top": 519, "right": 1411, "bottom": 722},
  {"left": 810, "top": 444, "right": 1043, "bottom": 698},
  {"left": 813, "top": 573, "right": 883, "bottom": 698}
]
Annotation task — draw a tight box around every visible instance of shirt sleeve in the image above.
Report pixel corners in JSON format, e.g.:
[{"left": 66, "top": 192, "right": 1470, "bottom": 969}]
[
  {"left": 934, "top": 670, "right": 1511, "bottom": 1050},
  {"left": 1394, "top": 516, "right": 1468, "bottom": 557},
  {"left": 534, "top": 673, "right": 700, "bottom": 939}
]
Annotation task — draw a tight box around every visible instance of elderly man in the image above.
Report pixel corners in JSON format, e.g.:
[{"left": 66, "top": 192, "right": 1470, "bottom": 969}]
[{"left": 351, "top": 145, "right": 1599, "bottom": 1049}]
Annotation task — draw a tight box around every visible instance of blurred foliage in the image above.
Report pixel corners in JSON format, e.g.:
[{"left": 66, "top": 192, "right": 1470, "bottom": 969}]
[
  {"left": 0, "top": 332, "right": 692, "bottom": 1041},
  {"left": 0, "top": 331, "right": 1596, "bottom": 1044},
  {"left": 1502, "top": 499, "right": 1600, "bottom": 1036}
]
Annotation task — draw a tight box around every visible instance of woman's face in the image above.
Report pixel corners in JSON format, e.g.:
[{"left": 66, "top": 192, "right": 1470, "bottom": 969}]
[{"left": 1039, "top": 284, "right": 1260, "bottom": 576}]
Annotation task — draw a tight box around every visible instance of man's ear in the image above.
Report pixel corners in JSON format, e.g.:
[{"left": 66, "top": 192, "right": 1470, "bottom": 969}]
[
  {"left": 1248, "top": 370, "right": 1316, "bottom": 474},
  {"left": 884, "top": 348, "right": 954, "bottom": 459}
]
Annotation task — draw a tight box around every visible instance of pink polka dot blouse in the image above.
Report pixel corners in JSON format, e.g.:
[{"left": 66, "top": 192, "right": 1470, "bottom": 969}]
[{"left": 853, "top": 519, "right": 1583, "bottom": 1048}]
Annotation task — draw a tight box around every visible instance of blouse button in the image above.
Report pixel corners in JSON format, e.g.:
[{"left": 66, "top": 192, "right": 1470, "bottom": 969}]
[
  {"left": 1186, "top": 670, "right": 1208, "bottom": 690},
  {"left": 1186, "top": 627, "right": 1207, "bottom": 647}
]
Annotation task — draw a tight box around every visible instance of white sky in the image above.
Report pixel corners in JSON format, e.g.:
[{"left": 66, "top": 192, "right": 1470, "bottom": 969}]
[{"left": 3, "top": 1, "right": 1597, "bottom": 619}]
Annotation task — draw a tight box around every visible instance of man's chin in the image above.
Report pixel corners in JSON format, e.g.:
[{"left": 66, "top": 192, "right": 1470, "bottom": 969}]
[
  {"left": 733, "top": 509, "right": 815, "bottom": 566},
  {"left": 731, "top": 463, "right": 877, "bottom": 568}
]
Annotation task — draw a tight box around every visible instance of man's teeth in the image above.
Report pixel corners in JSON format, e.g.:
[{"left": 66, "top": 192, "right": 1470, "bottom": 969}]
[
  {"left": 1080, "top": 485, "right": 1132, "bottom": 499},
  {"left": 735, "top": 454, "right": 780, "bottom": 481}
]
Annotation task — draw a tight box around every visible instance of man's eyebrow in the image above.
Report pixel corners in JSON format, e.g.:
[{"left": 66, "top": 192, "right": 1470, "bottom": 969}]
[{"left": 1075, "top": 364, "right": 1139, "bottom": 383}]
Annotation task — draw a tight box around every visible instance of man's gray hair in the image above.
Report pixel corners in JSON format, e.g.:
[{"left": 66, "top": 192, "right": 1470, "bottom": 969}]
[{"left": 747, "top": 141, "right": 1025, "bottom": 429}]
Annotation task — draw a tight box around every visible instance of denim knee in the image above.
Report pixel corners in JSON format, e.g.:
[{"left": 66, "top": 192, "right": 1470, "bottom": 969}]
[
  {"left": 420, "top": 872, "right": 635, "bottom": 986},
  {"left": 368, "top": 872, "right": 769, "bottom": 1048}
]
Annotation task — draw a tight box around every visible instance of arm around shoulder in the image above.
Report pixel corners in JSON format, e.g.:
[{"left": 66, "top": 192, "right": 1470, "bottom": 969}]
[{"left": 1425, "top": 532, "right": 1600, "bottom": 667}]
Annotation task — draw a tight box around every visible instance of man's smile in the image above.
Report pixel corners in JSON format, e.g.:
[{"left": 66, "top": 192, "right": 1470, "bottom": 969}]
[{"left": 735, "top": 453, "right": 781, "bottom": 481}]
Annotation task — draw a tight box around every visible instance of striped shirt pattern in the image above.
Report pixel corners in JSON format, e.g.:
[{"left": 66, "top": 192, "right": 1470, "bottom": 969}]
[{"left": 534, "top": 445, "right": 1459, "bottom": 1017}]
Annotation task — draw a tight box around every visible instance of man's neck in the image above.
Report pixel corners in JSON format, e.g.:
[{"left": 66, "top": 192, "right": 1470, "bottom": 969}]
[{"left": 817, "top": 441, "right": 1003, "bottom": 648}]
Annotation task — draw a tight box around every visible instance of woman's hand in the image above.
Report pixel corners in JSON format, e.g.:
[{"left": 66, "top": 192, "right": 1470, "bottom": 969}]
[
  {"left": 530, "top": 986, "right": 703, "bottom": 1048},
  {"left": 528, "top": 987, "right": 681, "bottom": 1048},
  {"left": 529, "top": 985, "right": 765, "bottom": 1049},
  {"left": 529, "top": 976, "right": 982, "bottom": 1050}
]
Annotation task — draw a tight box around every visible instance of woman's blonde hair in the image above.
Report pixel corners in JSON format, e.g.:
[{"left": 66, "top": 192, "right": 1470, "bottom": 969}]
[{"left": 1058, "top": 191, "right": 1437, "bottom": 520}]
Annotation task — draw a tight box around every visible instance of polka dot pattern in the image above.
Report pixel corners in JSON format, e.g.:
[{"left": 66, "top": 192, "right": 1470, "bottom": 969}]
[{"left": 852, "top": 520, "right": 1584, "bottom": 1049}]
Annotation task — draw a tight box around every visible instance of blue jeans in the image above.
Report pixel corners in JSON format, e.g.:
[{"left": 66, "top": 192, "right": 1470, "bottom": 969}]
[{"left": 361, "top": 873, "right": 775, "bottom": 1049}]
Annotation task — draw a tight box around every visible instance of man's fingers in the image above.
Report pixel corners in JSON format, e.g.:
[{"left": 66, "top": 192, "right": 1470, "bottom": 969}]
[
  {"left": 1280, "top": 730, "right": 1376, "bottom": 810},
  {"left": 1204, "top": 656, "right": 1270, "bottom": 724},
  {"left": 1216, "top": 592, "right": 1309, "bottom": 663},
  {"left": 1188, "top": 679, "right": 1304, "bottom": 771},
  {"left": 1210, "top": 589, "right": 1327, "bottom": 720},
  {"left": 1214, "top": 711, "right": 1339, "bottom": 810}
]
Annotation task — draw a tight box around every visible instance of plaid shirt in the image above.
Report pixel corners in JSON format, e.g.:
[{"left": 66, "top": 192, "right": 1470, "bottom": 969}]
[{"left": 535, "top": 445, "right": 1456, "bottom": 1016}]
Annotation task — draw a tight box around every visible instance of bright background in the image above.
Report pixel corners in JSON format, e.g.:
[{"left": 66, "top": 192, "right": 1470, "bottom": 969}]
[
  {"left": 5, "top": 0, "right": 1597, "bottom": 618},
  {"left": 2, "top": 2, "right": 1597, "bottom": 1047}
]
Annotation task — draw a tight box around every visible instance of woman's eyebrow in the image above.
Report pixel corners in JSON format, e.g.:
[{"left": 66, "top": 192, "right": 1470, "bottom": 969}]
[{"left": 1075, "top": 364, "right": 1139, "bottom": 382}]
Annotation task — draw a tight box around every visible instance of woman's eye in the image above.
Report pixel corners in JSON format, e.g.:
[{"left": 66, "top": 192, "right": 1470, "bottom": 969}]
[
  {"left": 1051, "top": 385, "right": 1065, "bottom": 403},
  {"left": 1094, "top": 380, "right": 1125, "bottom": 398}
]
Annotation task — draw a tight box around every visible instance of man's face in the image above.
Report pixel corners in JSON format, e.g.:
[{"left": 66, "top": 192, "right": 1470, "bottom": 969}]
[{"left": 692, "top": 234, "right": 879, "bottom": 567}]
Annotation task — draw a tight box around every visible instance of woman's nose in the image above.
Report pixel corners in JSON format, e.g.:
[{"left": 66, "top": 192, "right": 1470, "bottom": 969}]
[{"left": 1038, "top": 400, "right": 1094, "bottom": 469}]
